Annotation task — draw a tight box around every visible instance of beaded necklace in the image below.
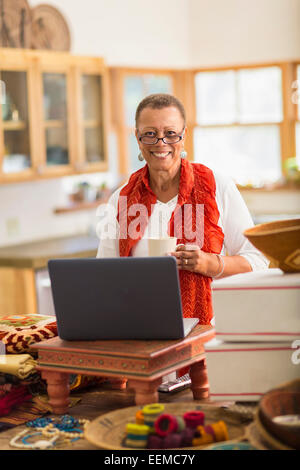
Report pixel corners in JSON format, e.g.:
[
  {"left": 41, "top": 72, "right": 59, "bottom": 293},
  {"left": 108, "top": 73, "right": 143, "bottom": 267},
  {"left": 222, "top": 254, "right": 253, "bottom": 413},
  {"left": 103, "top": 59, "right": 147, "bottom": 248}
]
[
  {"left": 10, "top": 429, "right": 59, "bottom": 450},
  {"left": 9, "top": 415, "right": 90, "bottom": 450}
]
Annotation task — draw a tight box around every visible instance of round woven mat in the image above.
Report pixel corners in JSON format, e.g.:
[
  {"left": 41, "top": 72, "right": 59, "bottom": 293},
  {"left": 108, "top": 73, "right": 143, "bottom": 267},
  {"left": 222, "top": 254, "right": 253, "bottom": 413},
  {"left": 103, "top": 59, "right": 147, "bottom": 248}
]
[
  {"left": 30, "top": 4, "right": 71, "bottom": 51},
  {"left": 84, "top": 402, "right": 249, "bottom": 450},
  {"left": 246, "top": 410, "right": 294, "bottom": 450},
  {"left": 0, "top": 0, "right": 32, "bottom": 48}
]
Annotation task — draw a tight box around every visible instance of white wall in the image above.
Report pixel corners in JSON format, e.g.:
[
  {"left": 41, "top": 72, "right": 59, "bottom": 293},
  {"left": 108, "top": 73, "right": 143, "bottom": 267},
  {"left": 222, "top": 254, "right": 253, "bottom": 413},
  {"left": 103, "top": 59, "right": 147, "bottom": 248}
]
[
  {"left": 29, "top": 0, "right": 191, "bottom": 68},
  {"left": 29, "top": 0, "right": 300, "bottom": 67},
  {"left": 0, "top": 0, "right": 191, "bottom": 247},
  {"left": 189, "top": 0, "right": 300, "bottom": 66},
  {"left": 0, "top": 133, "right": 120, "bottom": 247}
]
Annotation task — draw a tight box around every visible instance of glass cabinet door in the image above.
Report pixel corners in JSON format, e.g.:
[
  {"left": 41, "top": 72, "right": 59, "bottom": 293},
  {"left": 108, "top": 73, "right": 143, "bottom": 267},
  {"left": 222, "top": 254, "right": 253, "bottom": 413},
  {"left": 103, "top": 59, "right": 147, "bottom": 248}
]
[
  {"left": 0, "top": 70, "right": 32, "bottom": 174},
  {"left": 124, "top": 74, "right": 172, "bottom": 173},
  {"left": 42, "top": 72, "right": 69, "bottom": 167},
  {"left": 81, "top": 74, "right": 105, "bottom": 164}
]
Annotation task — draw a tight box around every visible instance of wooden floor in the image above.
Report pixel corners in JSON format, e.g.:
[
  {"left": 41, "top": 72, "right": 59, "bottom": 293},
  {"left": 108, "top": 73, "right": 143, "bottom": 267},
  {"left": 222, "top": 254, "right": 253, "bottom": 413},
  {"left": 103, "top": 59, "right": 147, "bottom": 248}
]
[{"left": 0, "top": 383, "right": 217, "bottom": 451}]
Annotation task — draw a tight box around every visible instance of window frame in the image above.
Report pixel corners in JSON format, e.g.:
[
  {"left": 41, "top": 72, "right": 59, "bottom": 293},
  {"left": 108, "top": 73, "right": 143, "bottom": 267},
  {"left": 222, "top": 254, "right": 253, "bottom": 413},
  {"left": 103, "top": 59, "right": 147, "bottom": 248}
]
[{"left": 108, "top": 67, "right": 195, "bottom": 176}]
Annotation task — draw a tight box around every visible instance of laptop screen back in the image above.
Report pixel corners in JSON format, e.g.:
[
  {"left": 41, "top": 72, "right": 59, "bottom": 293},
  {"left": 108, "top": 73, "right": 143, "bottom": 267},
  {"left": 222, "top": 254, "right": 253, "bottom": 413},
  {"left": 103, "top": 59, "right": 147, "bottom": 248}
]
[{"left": 48, "top": 257, "right": 186, "bottom": 340}]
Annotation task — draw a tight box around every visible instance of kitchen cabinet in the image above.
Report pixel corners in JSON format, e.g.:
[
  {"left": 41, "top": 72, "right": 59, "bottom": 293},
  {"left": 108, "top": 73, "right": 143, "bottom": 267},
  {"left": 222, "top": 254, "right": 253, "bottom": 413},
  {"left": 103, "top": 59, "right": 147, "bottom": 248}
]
[
  {"left": 0, "top": 48, "right": 109, "bottom": 183},
  {"left": 0, "top": 234, "right": 99, "bottom": 317}
]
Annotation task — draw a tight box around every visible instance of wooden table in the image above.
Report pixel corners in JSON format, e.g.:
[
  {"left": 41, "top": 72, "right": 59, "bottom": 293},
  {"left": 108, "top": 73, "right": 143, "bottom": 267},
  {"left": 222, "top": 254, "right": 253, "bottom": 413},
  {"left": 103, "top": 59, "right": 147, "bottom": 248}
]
[
  {"left": 31, "top": 325, "right": 215, "bottom": 414},
  {"left": 1, "top": 383, "right": 253, "bottom": 451}
]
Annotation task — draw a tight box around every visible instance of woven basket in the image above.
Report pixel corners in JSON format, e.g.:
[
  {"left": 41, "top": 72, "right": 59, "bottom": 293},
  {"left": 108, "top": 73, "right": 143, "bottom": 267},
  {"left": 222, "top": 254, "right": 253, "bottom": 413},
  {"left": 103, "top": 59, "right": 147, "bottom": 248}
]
[{"left": 244, "top": 218, "right": 300, "bottom": 272}]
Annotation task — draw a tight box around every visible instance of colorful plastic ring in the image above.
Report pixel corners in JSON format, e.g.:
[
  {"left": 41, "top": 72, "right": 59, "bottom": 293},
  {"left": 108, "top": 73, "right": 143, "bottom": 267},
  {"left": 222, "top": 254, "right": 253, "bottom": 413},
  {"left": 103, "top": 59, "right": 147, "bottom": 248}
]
[
  {"left": 142, "top": 403, "right": 165, "bottom": 415},
  {"left": 163, "top": 433, "right": 182, "bottom": 449},
  {"left": 154, "top": 414, "right": 179, "bottom": 437}
]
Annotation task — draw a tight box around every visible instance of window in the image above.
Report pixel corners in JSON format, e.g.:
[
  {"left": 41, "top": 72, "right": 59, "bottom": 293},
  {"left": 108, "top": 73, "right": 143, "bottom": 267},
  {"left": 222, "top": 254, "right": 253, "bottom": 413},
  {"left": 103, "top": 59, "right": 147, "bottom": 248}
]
[{"left": 194, "top": 67, "right": 283, "bottom": 186}]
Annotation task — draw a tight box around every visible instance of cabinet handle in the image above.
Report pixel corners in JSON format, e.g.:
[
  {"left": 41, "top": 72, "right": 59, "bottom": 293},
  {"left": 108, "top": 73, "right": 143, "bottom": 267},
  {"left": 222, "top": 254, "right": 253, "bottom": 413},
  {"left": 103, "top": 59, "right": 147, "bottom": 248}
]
[{"left": 36, "top": 165, "right": 45, "bottom": 174}]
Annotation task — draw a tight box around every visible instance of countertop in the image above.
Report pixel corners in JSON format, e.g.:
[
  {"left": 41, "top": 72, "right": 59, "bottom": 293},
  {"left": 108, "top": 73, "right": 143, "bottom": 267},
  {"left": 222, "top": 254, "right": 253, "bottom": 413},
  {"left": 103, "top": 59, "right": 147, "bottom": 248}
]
[
  {"left": 0, "top": 234, "right": 99, "bottom": 270},
  {"left": 0, "top": 383, "right": 255, "bottom": 450}
]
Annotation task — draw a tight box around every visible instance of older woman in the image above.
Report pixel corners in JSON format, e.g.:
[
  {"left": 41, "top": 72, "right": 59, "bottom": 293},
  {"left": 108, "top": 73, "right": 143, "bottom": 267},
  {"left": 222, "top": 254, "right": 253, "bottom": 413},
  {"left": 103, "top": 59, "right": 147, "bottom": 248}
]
[{"left": 97, "top": 93, "right": 268, "bottom": 326}]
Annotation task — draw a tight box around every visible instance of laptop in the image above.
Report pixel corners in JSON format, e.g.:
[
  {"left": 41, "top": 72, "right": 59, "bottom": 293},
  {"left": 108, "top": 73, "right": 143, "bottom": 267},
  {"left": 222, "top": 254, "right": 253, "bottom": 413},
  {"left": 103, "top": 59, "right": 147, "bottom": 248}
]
[{"left": 48, "top": 257, "right": 198, "bottom": 341}]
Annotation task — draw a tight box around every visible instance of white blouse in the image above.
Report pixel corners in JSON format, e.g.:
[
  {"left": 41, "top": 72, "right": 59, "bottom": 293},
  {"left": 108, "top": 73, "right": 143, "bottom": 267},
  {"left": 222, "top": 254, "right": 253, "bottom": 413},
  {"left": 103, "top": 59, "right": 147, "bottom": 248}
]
[{"left": 96, "top": 167, "right": 269, "bottom": 271}]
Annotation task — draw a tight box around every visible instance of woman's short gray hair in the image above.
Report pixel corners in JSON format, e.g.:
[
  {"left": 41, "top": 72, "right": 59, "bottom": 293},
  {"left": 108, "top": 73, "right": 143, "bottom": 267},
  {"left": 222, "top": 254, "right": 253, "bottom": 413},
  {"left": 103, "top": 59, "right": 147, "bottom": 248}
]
[{"left": 135, "top": 93, "right": 186, "bottom": 127}]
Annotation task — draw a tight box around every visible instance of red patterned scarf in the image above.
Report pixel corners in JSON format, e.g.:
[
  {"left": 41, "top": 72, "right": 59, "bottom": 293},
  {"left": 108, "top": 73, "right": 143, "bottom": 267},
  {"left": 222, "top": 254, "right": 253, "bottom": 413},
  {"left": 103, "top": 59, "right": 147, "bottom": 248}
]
[{"left": 117, "top": 159, "right": 224, "bottom": 324}]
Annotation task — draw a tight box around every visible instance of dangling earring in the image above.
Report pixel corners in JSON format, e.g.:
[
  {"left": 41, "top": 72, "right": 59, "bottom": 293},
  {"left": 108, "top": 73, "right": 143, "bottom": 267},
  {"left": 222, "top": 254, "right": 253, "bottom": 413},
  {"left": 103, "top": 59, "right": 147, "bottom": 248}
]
[
  {"left": 180, "top": 150, "right": 187, "bottom": 159},
  {"left": 138, "top": 152, "right": 144, "bottom": 161}
]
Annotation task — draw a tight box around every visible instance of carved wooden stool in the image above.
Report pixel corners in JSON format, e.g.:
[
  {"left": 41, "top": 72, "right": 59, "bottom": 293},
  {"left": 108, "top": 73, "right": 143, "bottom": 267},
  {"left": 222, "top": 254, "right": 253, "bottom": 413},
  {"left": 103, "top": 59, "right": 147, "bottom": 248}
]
[{"left": 31, "top": 324, "right": 215, "bottom": 414}]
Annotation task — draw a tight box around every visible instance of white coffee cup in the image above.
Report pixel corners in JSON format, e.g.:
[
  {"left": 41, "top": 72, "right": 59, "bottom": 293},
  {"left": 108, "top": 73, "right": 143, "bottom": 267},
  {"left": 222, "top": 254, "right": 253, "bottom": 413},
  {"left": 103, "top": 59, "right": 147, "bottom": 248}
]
[
  {"left": 175, "top": 243, "right": 200, "bottom": 251},
  {"left": 148, "top": 237, "right": 178, "bottom": 257}
]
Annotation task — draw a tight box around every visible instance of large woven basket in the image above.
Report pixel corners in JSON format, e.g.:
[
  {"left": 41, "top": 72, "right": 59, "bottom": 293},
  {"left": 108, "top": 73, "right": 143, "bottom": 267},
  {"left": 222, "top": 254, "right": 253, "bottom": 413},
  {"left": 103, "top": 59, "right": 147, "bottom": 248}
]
[
  {"left": 244, "top": 218, "right": 300, "bottom": 272},
  {"left": 258, "top": 379, "right": 300, "bottom": 450}
]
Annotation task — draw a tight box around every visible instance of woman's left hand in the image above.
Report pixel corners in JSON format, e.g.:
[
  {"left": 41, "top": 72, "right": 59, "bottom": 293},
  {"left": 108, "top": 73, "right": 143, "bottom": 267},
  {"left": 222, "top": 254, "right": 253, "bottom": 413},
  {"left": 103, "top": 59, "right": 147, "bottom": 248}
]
[{"left": 169, "top": 244, "right": 214, "bottom": 276}]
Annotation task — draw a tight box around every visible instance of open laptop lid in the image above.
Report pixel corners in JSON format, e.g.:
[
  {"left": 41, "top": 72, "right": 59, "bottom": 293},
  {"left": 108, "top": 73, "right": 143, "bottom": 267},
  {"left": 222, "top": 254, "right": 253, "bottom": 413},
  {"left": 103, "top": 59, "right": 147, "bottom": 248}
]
[{"left": 48, "top": 257, "right": 197, "bottom": 341}]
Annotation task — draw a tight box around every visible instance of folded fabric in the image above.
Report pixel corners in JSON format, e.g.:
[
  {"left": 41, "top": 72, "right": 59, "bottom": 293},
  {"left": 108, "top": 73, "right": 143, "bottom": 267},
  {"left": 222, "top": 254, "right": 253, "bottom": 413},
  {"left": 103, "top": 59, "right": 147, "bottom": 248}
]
[
  {"left": 0, "top": 314, "right": 57, "bottom": 354},
  {"left": 0, "top": 372, "right": 20, "bottom": 385},
  {"left": 33, "top": 394, "right": 81, "bottom": 413},
  {"left": 0, "top": 383, "right": 12, "bottom": 397},
  {"left": 69, "top": 374, "right": 107, "bottom": 392},
  {"left": 0, "top": 354, "right": 37, "bottom": 379},
  {"left": 0, "top": 385, "right": 32, "bottom": 417}
]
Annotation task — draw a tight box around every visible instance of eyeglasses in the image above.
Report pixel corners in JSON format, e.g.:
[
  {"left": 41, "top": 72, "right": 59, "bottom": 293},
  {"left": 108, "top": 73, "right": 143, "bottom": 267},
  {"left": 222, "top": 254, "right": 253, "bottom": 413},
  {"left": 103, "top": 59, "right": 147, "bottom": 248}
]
[{"left": 138, "top": 130, "right": 185, "bottom": 145}]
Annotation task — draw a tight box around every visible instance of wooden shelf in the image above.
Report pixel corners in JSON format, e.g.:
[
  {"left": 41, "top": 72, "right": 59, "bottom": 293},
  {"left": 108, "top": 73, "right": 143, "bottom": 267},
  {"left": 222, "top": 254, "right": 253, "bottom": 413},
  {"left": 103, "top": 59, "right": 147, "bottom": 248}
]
[
  {"left": 2, "top": 120, "right": 27, "bottom": 130},
  {"left": 54, "top": 196, "right": 110, "bottom": 214},
  {"left": 237, "top": 184, "right": 300, "bottom": 192},
  {"left": 0, "top": 48, "right": 109, "bottom": 184},
  {"left": 44, "top": 120, "right": 66, "bottom": 128},
  {"left": 83, "top": 119, "right": 101, "bottom": 128}
]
